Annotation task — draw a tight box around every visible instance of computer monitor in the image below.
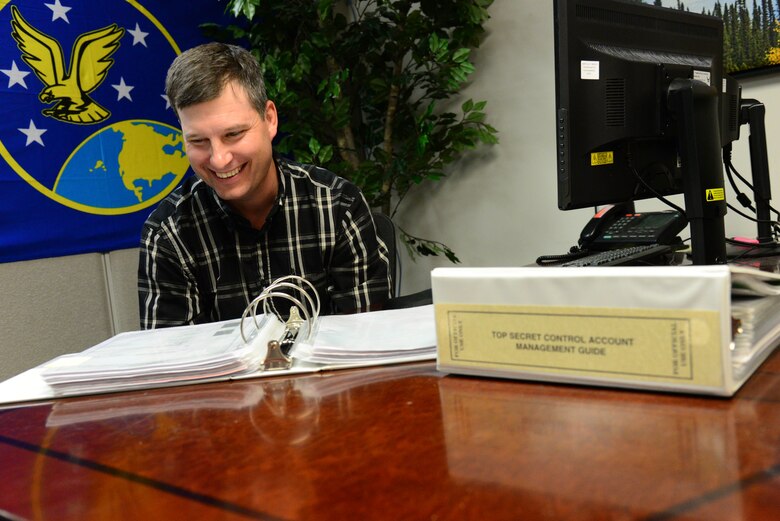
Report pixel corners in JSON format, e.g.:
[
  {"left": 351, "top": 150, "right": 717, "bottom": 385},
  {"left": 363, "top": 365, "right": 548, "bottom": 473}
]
[{"left": 554, "top": 0, "right": 728, "bottom": 264}]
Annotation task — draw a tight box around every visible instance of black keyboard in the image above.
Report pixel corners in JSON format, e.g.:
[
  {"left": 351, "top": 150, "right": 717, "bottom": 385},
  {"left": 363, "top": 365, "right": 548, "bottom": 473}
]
[{"left": 560, "top": 244, "right": 680, "bottom": 267}]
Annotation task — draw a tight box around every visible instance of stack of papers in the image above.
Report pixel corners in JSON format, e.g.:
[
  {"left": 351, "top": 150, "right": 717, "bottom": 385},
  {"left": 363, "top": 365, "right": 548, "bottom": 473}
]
[
  {"left": 730, "top": 265, "right": 780, "bottom": 296},
  {"left": 731, "top": 295, "right": 780, "bottom": 380},
  {"left": 39, "top": 316, "right": 286, "bottom": 395},
  {"left": 292, "top": 305, "right": 437, "bottom": 364},
  {"left": 727, "top": 265, "right": 780, "bottom": 381}
]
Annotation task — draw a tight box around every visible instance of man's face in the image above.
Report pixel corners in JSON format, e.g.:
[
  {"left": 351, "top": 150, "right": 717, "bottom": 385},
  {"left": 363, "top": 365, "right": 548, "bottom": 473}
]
[{"left": 178, "top": 81, "right": 278, "bottom": 215}]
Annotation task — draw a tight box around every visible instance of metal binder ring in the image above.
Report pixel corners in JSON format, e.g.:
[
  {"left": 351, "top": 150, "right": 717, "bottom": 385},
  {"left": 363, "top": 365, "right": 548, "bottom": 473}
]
[
  {"left": 261, "top": 282, "right": 318, "bottom": 328},
  {"left": 240, "top": 292, "right": 311, "bottom": 344},
  {"left": 266, "top": 275, "right": 321, "bottom": 317},
  {"left": 258, "top": 291, "right": 311, "bottom": 331},
  {"left": 244, "top": 287, "right": 311, "bottom": 334}
]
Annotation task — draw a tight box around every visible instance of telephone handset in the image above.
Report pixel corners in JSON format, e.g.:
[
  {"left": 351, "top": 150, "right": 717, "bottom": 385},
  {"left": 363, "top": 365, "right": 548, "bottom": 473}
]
[{"left": 579, "top": 203, "right": 688, "bottom": 251}]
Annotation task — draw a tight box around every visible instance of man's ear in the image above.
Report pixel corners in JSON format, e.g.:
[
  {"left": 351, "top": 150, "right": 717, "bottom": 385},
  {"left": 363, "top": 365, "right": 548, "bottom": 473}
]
[{"left": 264, "top": 100, "right": 279, "bottom": 139}]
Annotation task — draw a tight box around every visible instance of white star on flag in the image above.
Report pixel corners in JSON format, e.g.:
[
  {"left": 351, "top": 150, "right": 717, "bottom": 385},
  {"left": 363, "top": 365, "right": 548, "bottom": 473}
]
[
  {"left": 18, "top": 120, "right": 47, "bottom": 147},
  {"left": 45, "top": 0, "right": 71, "bottom": 23},
  {"left": 161, "top": 94, "right": 171, "bottom": 109},
  {"left": 112, "top": 77, "right": 134, "bottom": 101},
  {"left": 1, "top": 61, "right": 30, "bottom": 89},
  {"left": 128, "top": 23, "right": 149, "bottom": 47}
]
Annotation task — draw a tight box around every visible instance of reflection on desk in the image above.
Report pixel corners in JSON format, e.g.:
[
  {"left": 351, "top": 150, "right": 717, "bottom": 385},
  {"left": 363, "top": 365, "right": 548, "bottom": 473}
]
[
  {"left": 440, "top": 378, "right": 757, "bottom": 518},
  {"left": 0, "top": 354, "right": 778, "bottom": 520}
]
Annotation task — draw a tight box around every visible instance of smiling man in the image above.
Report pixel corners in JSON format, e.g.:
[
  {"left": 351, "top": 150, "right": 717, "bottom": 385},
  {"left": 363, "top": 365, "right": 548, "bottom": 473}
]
[{"left": 138, "top": 43, "right": 391, "bottom": 329}]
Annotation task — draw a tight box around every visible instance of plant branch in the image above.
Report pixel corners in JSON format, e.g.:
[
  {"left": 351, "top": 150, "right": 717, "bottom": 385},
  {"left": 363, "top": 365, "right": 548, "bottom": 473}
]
[
  {"left": 399, "top": 226, "right": 461, "bottom": 264},
  {"left": 381, "top": 59, "right": 403, "bottom": 213},
  {"left": 323, "top": 57, "right": 360, "bottom": 169}
]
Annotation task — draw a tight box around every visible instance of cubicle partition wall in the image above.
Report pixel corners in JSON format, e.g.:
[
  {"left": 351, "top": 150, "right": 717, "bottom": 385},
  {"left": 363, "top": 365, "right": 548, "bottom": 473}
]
[{"left": 0, "top": 248, "right": 140, "bottom": 381}]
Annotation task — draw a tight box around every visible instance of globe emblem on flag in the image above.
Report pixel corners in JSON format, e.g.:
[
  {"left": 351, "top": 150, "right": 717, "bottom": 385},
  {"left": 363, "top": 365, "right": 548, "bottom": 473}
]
[
  {"left": 0, "top": 1, "right": 190, "bottom": 215},
  {"left": 55, "top": 120, "right": 187, "bottom": 209}
]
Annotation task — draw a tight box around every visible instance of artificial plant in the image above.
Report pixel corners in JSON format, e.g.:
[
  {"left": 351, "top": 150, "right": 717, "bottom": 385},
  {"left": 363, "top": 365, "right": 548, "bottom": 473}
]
[{"left": 204, "top": 0, "right": 498, "bottom": 262}]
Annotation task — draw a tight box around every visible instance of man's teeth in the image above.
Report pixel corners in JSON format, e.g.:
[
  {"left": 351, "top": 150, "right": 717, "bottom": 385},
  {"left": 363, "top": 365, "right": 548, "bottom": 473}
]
[{"left": 215, "top": 166, "right": 241, "bottom": 179}]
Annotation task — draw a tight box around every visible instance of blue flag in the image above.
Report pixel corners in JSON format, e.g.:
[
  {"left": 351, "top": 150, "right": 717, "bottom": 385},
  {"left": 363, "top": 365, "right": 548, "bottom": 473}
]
[{"left": 0, "top": 0, "right": 228, "bottom": 262}]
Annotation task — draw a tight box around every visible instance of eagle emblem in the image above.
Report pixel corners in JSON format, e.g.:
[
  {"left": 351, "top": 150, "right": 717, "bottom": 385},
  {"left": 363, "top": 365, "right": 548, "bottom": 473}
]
[{"left": 10, "top": 5, "right": 124, "bottom": 124}]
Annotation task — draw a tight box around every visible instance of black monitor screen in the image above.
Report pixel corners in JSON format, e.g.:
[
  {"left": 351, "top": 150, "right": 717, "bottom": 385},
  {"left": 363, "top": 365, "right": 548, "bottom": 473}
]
[{"left": 554, "top": 0, "right": 724, "bottom": 212}]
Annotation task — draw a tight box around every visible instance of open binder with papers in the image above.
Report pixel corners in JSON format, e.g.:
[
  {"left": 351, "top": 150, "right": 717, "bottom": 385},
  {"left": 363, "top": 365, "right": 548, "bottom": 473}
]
[{"left": 0, "top": 276, "right": 436, "bottom": 405}]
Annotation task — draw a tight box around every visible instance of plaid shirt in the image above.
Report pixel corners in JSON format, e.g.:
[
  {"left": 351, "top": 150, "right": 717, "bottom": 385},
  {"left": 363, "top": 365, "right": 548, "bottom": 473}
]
[{"left": 138, "top": 157, "right": 391, "bottom": 329}]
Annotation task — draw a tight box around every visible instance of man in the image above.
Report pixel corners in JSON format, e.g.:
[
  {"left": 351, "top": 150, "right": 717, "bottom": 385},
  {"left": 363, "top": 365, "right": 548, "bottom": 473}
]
[{"left": 138, "top": 43, "right": 391, "bottom": 329}]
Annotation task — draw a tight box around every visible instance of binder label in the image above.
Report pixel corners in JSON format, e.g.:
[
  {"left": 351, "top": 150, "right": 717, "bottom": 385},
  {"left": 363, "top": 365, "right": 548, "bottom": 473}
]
[{"left": 436, "top": 304, "right": 724, "bottom": 387}]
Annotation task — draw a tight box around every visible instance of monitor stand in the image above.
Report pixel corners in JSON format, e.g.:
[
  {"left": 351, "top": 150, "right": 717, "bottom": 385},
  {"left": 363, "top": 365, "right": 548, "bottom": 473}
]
[
  {"left": 726, "top": 98, "right": 778, "bottom": 261},
  {"left": 667, "top": 78, "right": 728, "bottom": 265}
]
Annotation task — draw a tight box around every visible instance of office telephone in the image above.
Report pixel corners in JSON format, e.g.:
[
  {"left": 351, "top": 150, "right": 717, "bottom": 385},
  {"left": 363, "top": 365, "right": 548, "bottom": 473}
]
[
  {"left": 579, "top": 203, "right": 688, "bottom": 251},
  {"left": 535, "top": 203, "right": 688, "bottom": 266}
]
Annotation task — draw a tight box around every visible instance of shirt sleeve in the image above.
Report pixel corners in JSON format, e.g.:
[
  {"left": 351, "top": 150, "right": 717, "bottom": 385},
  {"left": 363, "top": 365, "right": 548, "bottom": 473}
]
[
  {"left": 328, "top": 190, "right": 392, "bottom": 313},
  {"left": 138, "top": 220, "right": 201, "bottom": 329}
]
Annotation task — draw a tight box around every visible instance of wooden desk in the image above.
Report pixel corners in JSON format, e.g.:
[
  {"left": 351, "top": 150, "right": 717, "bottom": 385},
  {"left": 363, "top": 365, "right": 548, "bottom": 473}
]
[{"left": 1, "top": 352, "right": 779, "bottom": 521}]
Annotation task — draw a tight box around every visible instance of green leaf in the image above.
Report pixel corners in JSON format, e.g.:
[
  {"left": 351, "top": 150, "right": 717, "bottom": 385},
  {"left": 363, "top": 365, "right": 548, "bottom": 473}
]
[
  {"left": 309, "top": 137, "right": 321, "bottom": 156},
  {"left": 465, "top": 111, "right": 485, "bottom": 122},
  {"left": 417, "top": 134, "right": 429, "bottom": 154},
  {"left": 478, "top": 130, "right": 499, "bottom": 144},
  {"left": 319, "top": 145, "right": 334, "bottom": 163},
  {"left": 445, "top": 250, "right": 461, "bottom": 264},
  {"left": 232, "top": 0, "right": 258, "bottom": 20},
  {"left": 311, "top": 32, "right": 330, "bottom": 48},
  {"left": 458, "top": 61, "right": 476, "bottom": 76},
  {"left": 452, "top": 48, "right": 471, "bottom": 63},
  {"left": 317, "top": 0, "right": 334, "bottom": 22}
]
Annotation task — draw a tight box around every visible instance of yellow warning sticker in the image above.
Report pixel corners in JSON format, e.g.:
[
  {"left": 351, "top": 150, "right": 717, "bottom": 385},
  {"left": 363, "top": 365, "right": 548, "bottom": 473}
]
[
  {"left": 591, "top": 151, "right": 614, "bottom": 166},
  {"left": 706, "top": 188, "right": 725, "bottom": 201}
]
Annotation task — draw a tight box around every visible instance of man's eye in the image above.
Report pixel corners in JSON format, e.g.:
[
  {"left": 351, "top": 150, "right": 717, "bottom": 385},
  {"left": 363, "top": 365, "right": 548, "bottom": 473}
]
[{"left": 226, "top": 130, "right": 245, "bottom": 139}]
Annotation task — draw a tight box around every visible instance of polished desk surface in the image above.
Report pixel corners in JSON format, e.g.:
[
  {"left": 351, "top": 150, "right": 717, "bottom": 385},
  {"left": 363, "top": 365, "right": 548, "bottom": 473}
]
[{"left": 0, "top": 351, "right": 778, "bottom": 520}]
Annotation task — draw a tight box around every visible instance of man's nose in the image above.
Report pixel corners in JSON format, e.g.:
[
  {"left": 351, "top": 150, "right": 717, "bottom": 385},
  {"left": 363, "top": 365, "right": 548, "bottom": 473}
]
[{"left": 209, "top": 142, "right": 232, "bottom": 169}]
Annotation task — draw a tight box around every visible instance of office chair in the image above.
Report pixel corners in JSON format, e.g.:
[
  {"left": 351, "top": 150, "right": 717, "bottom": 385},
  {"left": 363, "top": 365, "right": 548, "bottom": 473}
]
[
  {"left": 372, "top": 211, "right": 399, "bottom": 296},
  {"left": 371, "top": 211, "right": 432, "bottom": 309}
]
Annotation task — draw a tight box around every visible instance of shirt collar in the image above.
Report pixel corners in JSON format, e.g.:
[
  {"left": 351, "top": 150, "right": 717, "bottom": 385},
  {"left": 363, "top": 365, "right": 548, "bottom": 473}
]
[{"left": 210, "top": 155, "right": 287, "bottom": 231}]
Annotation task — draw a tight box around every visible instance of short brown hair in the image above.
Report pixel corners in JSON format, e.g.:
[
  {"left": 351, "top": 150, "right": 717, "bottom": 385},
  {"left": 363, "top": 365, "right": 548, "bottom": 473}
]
[{"left": 165, "top": 42, "right": 268, "bottom": 116}]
